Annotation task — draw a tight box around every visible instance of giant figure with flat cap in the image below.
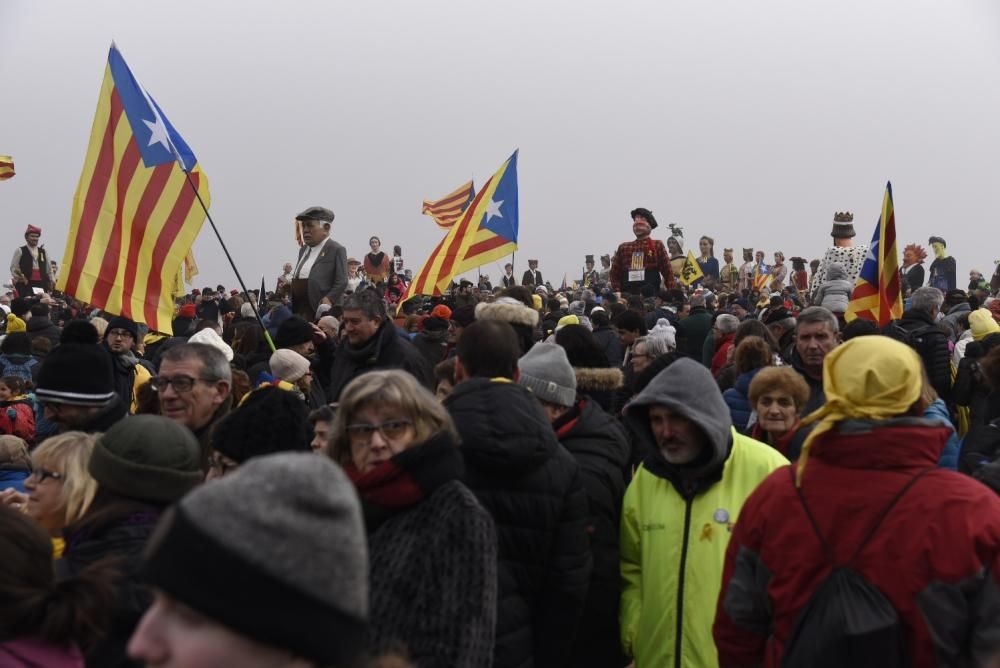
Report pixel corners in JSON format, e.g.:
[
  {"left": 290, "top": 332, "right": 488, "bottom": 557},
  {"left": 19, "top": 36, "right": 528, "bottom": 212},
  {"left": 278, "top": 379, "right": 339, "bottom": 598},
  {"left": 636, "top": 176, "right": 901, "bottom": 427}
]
[
  {"left": 290, "top": 206, "right": 347, "bottom": 319},
  {"left": 610, "top": 207, "right": 673, "bottom": 295}
]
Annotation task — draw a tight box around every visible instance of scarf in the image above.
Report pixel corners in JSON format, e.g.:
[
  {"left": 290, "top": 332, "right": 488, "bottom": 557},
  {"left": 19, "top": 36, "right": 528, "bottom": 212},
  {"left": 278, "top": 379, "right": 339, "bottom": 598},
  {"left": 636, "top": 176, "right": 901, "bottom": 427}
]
[{"left": 346, "top": 431, "right": 463, "bottom": 532}]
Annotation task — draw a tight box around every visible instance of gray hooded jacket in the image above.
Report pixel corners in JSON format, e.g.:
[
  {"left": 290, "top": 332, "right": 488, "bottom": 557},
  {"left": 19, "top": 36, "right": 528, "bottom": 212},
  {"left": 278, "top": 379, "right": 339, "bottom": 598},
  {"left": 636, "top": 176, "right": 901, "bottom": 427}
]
[
  {"left": 812, "top": 262, "right": 854, "bottom": 313},
  {"left": 623, "top": 358, "right": 734, "bottom": 495}
]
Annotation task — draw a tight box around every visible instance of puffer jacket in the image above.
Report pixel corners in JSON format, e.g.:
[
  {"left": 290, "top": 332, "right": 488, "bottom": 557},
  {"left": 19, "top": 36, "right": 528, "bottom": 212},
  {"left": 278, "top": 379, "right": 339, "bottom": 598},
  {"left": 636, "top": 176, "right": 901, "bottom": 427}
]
[
  {"left": 886, "top": 308, "right": 952, "bottom": 402},
  {"left": 621, "top": 359, "right": 787, "bottom": 668},
  {"left": 715, "top": 419, "right": 1000, "bottom": 668},
  {"left": 924, "top": 398, "right": 960, "bottom": 470},
  {"left": 553, "top": 398, "right": 630, "bottom": 668},
  {"left": 811, "top": 263, "right": 854, "bottom": 313},
  {"left": 592, "top": 326, "right": 624, "bottom": 368},
  {"left": 722, "top": 367, "right": 764, "bottom": 432},
  {"left": 446, "top": 378, "right": 592, "bottom": 668}
]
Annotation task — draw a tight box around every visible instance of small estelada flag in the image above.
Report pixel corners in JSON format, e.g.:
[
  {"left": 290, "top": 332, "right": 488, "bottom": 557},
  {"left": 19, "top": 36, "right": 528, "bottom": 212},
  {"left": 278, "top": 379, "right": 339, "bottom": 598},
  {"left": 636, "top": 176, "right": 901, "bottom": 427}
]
[{"left": 0, "top": 156, "right": 14, "bottom": 180}]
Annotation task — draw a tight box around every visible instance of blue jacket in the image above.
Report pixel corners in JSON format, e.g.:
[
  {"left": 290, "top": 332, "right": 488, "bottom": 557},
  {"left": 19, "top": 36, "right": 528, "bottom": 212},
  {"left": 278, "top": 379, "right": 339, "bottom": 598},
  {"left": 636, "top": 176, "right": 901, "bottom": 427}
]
[
  {"left": 0, "top": 469, "right": 30, "bottom": 493},
  {"left": 925, "top": 398, "right": 960, "bottom": 470},
  {"left": 723, "top": 368, "right": 763, "bottom": 432}
]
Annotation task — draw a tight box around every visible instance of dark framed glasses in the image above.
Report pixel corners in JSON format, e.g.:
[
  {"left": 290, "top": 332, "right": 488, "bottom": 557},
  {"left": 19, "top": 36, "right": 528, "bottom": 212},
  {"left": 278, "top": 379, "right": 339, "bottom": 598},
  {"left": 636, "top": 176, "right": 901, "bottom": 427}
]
[{"left": 345, "top": 419, "right": 413, "bottom": 445}]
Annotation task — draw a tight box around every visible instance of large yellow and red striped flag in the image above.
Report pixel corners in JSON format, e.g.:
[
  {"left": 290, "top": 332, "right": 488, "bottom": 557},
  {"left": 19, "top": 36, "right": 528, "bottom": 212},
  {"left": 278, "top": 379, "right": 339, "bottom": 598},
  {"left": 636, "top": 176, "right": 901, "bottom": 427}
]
[
  {"left": 845, "top": 181, "right": 903, "bottom": 326},
  {"left": 0, "top": 156, "right": 14, "bottom": 180},
  {"left": 58, "top": 45, "right": 209, "bottom": 333},
  {"left": 399, "top": 151, "right": 519, "bottom": 310},
  {"left": 422, "top": 180, "right": 475, "bottom": 230}
]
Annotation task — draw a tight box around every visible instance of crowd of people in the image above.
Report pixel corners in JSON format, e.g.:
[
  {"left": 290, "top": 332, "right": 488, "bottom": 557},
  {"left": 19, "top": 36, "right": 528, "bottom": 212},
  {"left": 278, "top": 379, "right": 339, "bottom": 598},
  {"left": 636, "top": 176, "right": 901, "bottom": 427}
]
[{"left": 2, "top": 208, "right": 1000, "bottom": 667}]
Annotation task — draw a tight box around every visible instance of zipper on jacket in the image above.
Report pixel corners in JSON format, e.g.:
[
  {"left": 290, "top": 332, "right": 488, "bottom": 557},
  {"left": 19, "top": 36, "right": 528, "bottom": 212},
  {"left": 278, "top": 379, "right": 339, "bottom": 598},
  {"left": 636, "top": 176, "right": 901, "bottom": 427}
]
[{"left": 674, "top": 496, "right": 694, "bottom": 668}]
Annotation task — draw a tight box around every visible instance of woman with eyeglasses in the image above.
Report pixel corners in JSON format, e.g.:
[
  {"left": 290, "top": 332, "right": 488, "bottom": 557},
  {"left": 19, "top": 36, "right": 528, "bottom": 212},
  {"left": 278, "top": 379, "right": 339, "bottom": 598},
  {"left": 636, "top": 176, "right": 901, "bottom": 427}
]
[
  {"left": 0, "top": 431, "right": 98, "bottom": 559},
  {"left": 328, "top": 370, "right": 497, "bottom": 667}
]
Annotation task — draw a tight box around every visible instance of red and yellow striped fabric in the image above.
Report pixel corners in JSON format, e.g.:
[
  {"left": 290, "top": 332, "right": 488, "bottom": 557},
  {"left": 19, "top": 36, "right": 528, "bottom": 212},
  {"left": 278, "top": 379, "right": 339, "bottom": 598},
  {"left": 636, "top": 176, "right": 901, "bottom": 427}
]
[
  {"left": 0, "top": 155, "right": 14, "bottom": 180},
  {"left": 57, "top": 46, "right": 209, "bottom": 334},
  {"left": 422, "top": 180, "right": 475, "bottom": 230},
  {"left": 845, "top": 182, "right": 903, "bottom": 326}
]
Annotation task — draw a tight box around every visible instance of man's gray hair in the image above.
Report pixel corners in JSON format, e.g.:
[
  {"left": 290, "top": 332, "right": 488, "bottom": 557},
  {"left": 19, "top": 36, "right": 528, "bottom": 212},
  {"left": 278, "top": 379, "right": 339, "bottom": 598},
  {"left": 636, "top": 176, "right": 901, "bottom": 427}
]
[
  {"left": 342, "top": 287, "right": 388, "bottom": 322},
  {"left": 690, "top": 295, "right": 706, "bottom": 308},
  {"left": 796, "top": 306, "right": 839, "bottom": 334},
  {"left": 774, "top": 316, "right": 797, "bottom": 333},
  {"left": 715, "top": 314, "right": 740, "bottom": 335},
  {"left": 911, "top": 286, "right": 944, "bottom": 313},
  {"left": 161, "top": 343, "right": 232, "bottom": 383}
]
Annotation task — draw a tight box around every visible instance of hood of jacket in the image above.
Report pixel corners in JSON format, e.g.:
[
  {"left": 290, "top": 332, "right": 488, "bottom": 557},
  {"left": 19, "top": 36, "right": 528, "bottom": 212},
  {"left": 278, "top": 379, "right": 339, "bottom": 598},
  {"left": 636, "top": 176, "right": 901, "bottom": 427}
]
[
  {"left": 810, "top": 417, "right": 951, "bottom": 470},
  {"left": 557, "top": 398, "right": 629, "bottom": 466},
  {"left": 574, "top": 366, "right": 624, "bottom": 393},
  {"left": 445, "top": 377, "right": 557, "bottom": 475},
  {"left": 826, "top": 262, "right": 848, "bottom": 281},
  {"left": 624, "top": 357, "right": 733, "bottom": 484}
]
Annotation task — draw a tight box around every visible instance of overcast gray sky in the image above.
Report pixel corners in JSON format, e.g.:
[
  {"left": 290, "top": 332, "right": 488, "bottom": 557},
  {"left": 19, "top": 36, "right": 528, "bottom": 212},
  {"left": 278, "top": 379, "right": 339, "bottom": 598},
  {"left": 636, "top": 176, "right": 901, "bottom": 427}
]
[{"left": 3, "top": 0, "right": 999, "bottom": 291}]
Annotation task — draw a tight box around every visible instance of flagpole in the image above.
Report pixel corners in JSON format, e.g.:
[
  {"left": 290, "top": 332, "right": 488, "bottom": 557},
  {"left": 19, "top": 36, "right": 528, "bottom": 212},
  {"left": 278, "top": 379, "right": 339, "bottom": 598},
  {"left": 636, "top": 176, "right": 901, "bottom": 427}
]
[{"left": 183, "top": 172, "right": 276, "bottom": 352}]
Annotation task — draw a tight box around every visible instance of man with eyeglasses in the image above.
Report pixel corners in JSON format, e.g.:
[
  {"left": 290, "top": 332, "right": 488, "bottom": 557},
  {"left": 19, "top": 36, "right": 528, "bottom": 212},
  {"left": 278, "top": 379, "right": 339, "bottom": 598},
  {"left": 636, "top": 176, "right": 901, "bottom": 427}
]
[
  {"left": 102, "top": 316, "right": 153, "bottom": 413},
  {"left": 154, "top": 343, "right": 233, "bottom": 472}
]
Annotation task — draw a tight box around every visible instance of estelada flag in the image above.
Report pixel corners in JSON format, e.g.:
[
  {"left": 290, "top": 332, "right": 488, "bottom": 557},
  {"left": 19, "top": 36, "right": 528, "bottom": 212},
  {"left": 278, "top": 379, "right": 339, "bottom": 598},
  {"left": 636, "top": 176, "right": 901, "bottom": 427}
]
[
  {"left": 845, "top": 181, "right": 903, "bottom": 326},
  {"left": 0, "top": 156, "right": 14, "bottom": 180},
  {"left": 677, "top": 250, "right": 704, "bottom": 287},
  {"left": 399, "top": 151, "right": 518, "bottom": 309},
  {"left": 58, "top": 45, "right": 210, "bottom": 333},
  {"left": 422, "top": 180, "right": 475, "bottom": 230}
]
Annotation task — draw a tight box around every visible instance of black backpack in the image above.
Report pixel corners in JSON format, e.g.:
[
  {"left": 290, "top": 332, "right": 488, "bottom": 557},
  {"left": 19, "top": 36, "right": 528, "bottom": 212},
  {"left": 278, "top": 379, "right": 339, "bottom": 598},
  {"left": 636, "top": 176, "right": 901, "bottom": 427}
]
[
  {"left": 883, "top": 320, "right": 937, "bottom": 352},
  {"left": 781, "top": 467, "right": 932, "bottom": 668}
]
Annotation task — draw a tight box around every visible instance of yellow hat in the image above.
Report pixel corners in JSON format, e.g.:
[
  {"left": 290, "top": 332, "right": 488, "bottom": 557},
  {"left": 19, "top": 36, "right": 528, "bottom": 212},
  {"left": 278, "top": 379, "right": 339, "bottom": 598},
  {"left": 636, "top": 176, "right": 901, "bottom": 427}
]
[
  {"left": 969, "top": 308, "right": 1000, "bottom": 341},
  {"left": 5, "top": 313, "right": 26, "bottom": 333},
  {"left": 796, "top": 336, "right": 922, "bottom": 485},
  {"left": 531, "top": 294, "right": 543, "bottom": 310},
  {"left": 556, "top": 314, "right": 580, "bottom": 331}
]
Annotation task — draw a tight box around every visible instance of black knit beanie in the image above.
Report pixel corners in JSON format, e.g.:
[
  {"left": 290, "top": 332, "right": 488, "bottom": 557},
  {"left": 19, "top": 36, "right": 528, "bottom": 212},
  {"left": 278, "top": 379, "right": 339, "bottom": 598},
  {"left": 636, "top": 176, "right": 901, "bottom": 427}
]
[
  {"left": 89, "top": 415, "right": 203, "bottom": 503},
  {"left": 60, "top": 320, "right": 101, "bottom": 344},
  {"left": 104, "top": 316, "right": 139, "bottom": 340},
  {"left": 35, "top": 343, "right": 116, "bottom": 407},
  {"left": 140, "top": 453, "right": 369, "bottom": 666},
  {"left": 275, "top": 316, "right": 314, "bottom": 349},
  {"left": 212, "top": 386, "right": 311, "bottom": 463}
]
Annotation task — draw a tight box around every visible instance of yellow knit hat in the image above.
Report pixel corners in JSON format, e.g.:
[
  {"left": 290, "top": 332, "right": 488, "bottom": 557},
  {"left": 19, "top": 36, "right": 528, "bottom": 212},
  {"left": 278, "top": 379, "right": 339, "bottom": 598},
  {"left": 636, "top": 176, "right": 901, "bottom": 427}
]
[
  {"left": 796, "top": 336, "right": 922, "bottom": 485},
  {"left": 531, "top": 294, "right": 543, "bottom": 310},
  {"left": 969, "top": 308, "right": 1000, "bottom": 341},
  {"left": 5, "top": 313, "right": 26, "bottom": 333}
]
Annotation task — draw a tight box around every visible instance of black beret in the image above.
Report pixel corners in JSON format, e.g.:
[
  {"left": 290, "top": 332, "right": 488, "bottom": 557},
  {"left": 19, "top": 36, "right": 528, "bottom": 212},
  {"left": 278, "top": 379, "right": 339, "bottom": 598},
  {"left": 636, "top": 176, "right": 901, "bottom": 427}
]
[
  {"left": 630, "top": 207, "right": 658, "bottom": 229},
  {"left": 295, "top": 206, "right": 335, "bottom": 223}
]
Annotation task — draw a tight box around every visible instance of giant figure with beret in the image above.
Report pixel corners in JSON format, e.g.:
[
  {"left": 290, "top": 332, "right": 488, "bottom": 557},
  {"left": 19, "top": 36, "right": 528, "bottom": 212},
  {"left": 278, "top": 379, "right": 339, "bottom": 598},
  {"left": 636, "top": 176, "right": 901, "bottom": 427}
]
[
  {"left": 610, "top": 207, "right": 673, "bottom": 295},
  {"left": 10, "top": 225, "right": 51, "bottom": 297},
  {"left": 290, "top": 206, "right": 347, "bottom": 319},
  {"left": 927, "top": 236, "right": 957, "bottom": 292}
]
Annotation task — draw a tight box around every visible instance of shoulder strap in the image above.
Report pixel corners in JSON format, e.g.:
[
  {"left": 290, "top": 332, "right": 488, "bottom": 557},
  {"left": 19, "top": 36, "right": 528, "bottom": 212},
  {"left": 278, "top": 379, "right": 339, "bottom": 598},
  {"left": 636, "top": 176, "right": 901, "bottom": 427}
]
[{"left": 791, "top": 467, "right": 933, "bottom": 568}]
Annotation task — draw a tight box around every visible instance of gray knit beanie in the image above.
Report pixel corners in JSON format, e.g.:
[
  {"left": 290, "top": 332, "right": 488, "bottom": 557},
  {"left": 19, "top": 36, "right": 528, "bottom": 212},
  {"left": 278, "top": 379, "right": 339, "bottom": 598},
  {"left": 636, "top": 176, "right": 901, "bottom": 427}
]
[
  {"left": 140, "top": 452, "right": 368, "bottom": 666},
  {"left": 89, "top": 415, "right": 202, "bottom": 503},
  {"left": 517, "top": 342, "right": 577, "bottom": 407}
]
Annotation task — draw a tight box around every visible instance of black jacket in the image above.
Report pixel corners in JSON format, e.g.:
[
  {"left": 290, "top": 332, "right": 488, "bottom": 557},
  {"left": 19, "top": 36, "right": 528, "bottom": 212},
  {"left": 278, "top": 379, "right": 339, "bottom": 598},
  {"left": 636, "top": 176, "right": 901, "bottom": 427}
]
[
  {"left": 446, "top": 378, "right": 592, "bottom": 668},
  {"left": 790, "top": 349, "right": 826, "bottom": 415},
  {"left": 58, "top": 506, "right": 163, "bottom": 668},
  {"left": 328, "top": 322, "right": 433, "bottom": 401},
  {"left": 26, "top": 316, "right": 61, "bottom": 346},
  {"left": 887, "top": 309, "right": 952, "bottom": 402},
  {"left": 553, "top": 398, "right": 630, "bottom": 668},
  {"left": 591, "top": 326, "right": 624, "bottom": 368},
  {"left": 412, "top": 329, "right": 449, "bottom": 371}
]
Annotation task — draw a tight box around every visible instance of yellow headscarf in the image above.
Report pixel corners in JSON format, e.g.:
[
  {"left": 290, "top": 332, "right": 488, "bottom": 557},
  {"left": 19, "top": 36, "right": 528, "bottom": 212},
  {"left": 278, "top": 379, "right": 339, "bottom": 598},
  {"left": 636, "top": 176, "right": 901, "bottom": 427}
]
[
  {"left": 796, "top": 336, "right": 923, "bottom": 485},
  {"left": 5, "top": 313, "right": 26, "bottom": 333}
]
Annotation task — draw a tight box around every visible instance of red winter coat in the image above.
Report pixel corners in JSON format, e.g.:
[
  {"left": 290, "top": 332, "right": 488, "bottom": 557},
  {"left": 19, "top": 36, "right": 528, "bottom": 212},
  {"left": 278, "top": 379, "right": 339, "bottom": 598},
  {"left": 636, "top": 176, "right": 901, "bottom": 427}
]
[
  {"left": 711, "top": 334, "right": 735, "bottom": 376},
  {"left": 714, "top": 420, "right": 1000, "bottom": 668}
]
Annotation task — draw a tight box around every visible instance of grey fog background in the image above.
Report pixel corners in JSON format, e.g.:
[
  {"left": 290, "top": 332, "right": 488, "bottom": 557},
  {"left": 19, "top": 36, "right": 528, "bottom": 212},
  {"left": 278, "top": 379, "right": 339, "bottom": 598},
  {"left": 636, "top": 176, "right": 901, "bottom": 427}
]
[{"left": 2, "top": 0, "right": 999, "bottom": 292}]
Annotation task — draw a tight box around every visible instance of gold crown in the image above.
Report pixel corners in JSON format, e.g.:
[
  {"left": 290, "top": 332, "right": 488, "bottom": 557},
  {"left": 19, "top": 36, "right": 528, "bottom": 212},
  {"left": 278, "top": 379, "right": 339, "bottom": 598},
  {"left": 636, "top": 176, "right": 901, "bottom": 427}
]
[{"left": 833, "top": 212, "right": 854, "bottom": 223}]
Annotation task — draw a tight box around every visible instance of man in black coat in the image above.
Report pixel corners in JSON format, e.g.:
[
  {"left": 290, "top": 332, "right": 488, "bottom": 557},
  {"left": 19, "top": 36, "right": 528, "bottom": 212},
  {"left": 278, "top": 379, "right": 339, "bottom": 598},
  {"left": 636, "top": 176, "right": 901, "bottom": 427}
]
[
  {"left": 327, "top": 288, "right": 432, "bottom": 401},
  {"left": 446, "top": 320, "right": 592, "bottom": 668},
  {"left": 517, "top": 342, "right": 630, "bottom": 668},
  {"left": 883, "top": 286, "right": 952, "bottom": 403}
]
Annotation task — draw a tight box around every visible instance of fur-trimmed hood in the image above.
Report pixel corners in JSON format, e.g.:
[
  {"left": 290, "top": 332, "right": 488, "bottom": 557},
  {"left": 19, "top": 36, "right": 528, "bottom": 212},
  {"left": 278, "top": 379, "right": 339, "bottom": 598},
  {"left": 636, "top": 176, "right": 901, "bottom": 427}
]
[
  {"left": 475, "top": 299, "right": 539, "bottom": 328},
  {"left": 574, "top": 366, "right": 624, "bottom": 392}
]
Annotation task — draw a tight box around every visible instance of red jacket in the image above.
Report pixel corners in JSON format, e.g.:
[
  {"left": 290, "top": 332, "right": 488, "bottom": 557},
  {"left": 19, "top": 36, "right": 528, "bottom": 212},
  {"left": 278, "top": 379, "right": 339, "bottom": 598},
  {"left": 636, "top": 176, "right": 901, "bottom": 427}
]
[
  {"left": 714, "top": 420, "right": 1000, "bottom": 668},
  {"left": 711, "top": 334, "right": 735, "bottom": 376}
]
